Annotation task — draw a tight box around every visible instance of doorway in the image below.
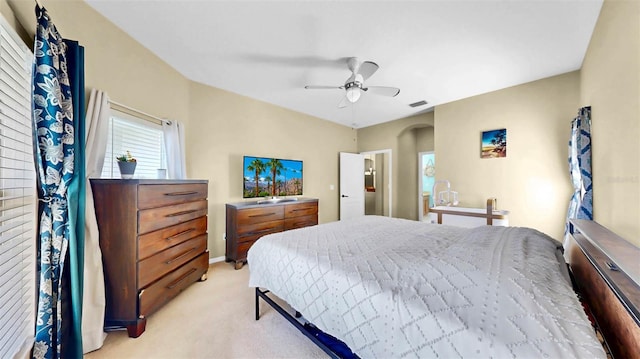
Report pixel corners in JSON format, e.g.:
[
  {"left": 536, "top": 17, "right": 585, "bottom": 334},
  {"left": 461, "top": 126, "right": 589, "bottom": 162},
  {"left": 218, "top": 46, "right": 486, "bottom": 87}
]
[
  {"left": 361, "top": 150, "right": 392, "bottom": 217},
  {"left": 418, "top": 151, "right": 435, "bottom": 221},
  {"left": 339, "top": 150, "right": 392, "bottom": 220}
]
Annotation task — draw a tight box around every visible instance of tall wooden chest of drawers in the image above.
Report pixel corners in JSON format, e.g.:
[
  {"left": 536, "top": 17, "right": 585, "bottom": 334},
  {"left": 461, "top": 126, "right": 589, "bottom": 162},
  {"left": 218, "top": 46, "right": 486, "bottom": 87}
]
[
  {"left": 226, "top": 198, "right": 318, "bottom": 269},
  {"left": 91, "top": 179, "right": 209, "bottom": 337}
]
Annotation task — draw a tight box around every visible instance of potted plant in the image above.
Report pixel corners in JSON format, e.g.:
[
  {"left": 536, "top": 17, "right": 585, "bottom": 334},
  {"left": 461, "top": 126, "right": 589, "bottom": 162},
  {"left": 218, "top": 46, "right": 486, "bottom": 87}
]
[{"left": 116, "top": 151, "right": 137, "bottom": 179}]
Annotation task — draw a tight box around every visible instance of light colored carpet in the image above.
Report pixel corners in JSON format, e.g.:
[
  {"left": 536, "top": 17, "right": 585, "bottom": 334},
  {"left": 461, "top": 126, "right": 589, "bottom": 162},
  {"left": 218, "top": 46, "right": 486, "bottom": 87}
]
[{"left": 84, "top": 262, "right": 328, "bottom": 359}]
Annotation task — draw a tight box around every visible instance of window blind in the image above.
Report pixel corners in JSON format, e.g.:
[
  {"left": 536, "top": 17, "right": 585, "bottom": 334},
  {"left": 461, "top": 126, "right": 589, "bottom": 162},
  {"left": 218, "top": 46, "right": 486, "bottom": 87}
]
[
  {"left": 0, "top": 15, "right": 36, "bottom": 359},
  {"left": 101, "top": 111, "right": 167, "bottom": 179}
]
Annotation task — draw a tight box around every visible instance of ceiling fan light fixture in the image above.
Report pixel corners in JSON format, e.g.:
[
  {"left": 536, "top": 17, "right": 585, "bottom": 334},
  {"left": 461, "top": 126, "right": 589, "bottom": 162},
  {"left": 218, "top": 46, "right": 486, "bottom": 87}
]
[
  {"left": 346, "top": 87, "right": 361, "bottom": 103},
  {"left": 306, "top": 57, "right": 398, "bottom": 108}
]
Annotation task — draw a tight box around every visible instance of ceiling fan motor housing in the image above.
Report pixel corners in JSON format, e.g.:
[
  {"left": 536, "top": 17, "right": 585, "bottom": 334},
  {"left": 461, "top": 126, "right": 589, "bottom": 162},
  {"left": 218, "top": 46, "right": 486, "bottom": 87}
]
[
  {"left": 344, "top": 81, "right": 362, "bottom": 91},
  {"left": 344, "top": 81, "right": 363, "bottom": 103}
]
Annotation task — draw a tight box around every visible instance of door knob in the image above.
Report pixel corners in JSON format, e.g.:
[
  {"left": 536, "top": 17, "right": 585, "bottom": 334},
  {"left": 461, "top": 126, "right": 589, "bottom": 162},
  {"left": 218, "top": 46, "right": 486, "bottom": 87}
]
[{"left": 341, "top": 194, "right": 349, "bottom": 198}]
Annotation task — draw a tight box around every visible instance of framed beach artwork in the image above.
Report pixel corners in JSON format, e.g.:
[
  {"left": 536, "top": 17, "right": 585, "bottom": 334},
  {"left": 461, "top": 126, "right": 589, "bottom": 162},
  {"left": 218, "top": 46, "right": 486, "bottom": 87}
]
[{"left": 481, "top": 128, "right": 507, "bottom": 158}]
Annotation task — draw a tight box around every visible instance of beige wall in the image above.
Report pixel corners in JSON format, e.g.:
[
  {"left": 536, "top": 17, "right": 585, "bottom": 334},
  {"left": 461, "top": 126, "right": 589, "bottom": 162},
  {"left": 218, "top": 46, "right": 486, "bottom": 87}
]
[
  {"left": 3, "top": 0, "right": 356, "bottom": 259},
  {"left": 580, "top": 0, "right": 640, "bottom": 246},
  {"left": 6, "top": 0, "right": 191, "bottom": 125},
  {"left": 4, "top": 0, "right": 636, "bottom": 255},
  {"left": 358, "top": 112, "right": 434, "bottom": 220},
  {"left": 416, "top": 126, "right": 434, "bottom": 153},
  {"left": 434, "top": 71, "right": 580, "bottom": 240},
  {"left": 359, "top": 0, "right": 639, "bottom": 247},
  {"left": 0, "top": 0, "right": 29, "bottom": 45},
  {"left": 188, "top": 82, "right": 356, "bottom": 257}
]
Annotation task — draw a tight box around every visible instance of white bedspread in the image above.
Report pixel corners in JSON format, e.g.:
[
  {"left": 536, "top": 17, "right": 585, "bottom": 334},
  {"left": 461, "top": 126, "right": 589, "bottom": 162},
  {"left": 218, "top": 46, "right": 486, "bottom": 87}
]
[{"left": 248, "top": 216, "right": 605, "bottom": 358}]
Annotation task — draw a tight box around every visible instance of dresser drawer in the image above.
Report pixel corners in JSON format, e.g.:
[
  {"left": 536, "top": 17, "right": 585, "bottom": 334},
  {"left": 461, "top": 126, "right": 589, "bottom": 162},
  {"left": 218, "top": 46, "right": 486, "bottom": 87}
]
[
  {"left": 138, "top": 216, "right": 207, "bottom": 260},
  {"left": 285, "top": 202, "right": 318, "bottom": 218},
  {"left": 139, "top": 200, "right": 208, "bottom": 234},
  {"left": 237, "top": 206, "right": 284, "bottom": 225},
  {"left": 284, "top": 214, "right": 318, "bottom": 230},
  {"left": 139, "top": 251, "right": 208, "bottom": 317},
  {"left": 138, "top": 183, "right": 208, "bottom": 209},
  {"left": 138, "top": 235, "right": 207, "bottom": 289},
  {"left": 237, "top": 240, "right": 256, "bottom": 262},
  {"left": 236, "top": 219, "right": 284, "bottom": 241},
  {"left": 226, "top": 199, "right": 318, "bottom": 269}
]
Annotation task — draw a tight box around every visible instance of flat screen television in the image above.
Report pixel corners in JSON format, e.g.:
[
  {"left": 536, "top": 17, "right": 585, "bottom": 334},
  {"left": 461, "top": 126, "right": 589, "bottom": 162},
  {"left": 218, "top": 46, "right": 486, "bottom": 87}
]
[{"left": 243, "top": 156, "right": 303, "bottom": 198}]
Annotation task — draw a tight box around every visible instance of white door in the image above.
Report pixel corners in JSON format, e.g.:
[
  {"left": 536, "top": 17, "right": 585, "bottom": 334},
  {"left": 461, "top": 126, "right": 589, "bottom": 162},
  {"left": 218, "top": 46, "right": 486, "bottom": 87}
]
[{"left": 339, "top": 152, "right": 364, "bottom": 220}]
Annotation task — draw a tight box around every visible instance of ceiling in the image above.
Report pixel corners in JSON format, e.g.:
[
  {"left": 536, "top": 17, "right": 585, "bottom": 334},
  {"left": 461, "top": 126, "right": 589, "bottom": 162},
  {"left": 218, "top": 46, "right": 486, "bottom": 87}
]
[{"left": 85, "top": 0, "right": 603, "bottom": 129}]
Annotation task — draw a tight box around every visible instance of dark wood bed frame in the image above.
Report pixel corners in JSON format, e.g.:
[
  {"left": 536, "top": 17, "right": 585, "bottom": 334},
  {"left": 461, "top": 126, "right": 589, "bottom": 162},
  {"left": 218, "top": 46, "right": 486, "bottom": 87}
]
[
  {"left": 567, "top": 219, "right": 640, "bottom": 359},
  {"left": 256, "top": 219, "right": 640, "bottom": 358}
]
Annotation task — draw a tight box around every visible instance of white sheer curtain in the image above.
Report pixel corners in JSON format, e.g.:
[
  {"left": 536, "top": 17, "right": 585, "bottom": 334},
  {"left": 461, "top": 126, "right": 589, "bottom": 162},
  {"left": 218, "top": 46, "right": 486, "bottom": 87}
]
[
  {"left": 82, "top": 89, "right": 110, "bottom": 352},
  {"left": 162, "top": 120, "right": 187, "bottom": 179}
]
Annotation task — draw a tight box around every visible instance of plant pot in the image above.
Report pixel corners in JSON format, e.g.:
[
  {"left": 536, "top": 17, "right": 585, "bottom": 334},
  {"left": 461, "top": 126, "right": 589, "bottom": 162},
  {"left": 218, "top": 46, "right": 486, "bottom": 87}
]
[{"left": 118, "top": 161, "right": 137, "bottom": 179}]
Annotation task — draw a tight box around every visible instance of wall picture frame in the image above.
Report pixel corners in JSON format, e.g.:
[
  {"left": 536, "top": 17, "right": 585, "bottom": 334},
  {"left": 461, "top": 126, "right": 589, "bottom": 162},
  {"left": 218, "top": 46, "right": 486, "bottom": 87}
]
[{"left": 481, "top": 128, "right": 507, "bottom": 158}]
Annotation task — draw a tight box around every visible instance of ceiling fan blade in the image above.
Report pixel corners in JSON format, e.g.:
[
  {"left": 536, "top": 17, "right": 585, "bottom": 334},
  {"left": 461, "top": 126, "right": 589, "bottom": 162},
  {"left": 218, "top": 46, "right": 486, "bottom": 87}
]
[
  {"left": 345, "top": 74, "right": 356, "bottom": 84},
  {"left": 337, "top": 96, "right": 350, "bottom": 108},
  {"left": 346, "top": 57, "right": 359, "bottom": 73},
  {"left": 358, "top": 61, "right": 379, "bottom": 81},
  {"left": 364, "top": 86, "right": 400, "bottom": 97},
  {"left": 305, "top": 85, "right": 343, "bottom": 90}
]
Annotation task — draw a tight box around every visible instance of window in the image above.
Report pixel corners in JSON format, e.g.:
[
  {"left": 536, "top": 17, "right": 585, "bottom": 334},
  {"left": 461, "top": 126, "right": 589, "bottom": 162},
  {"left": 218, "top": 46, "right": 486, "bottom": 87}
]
[
  {"left": 0, "top": 15, "right": 36, "bottom": 359},
  {"left": 100, "top": 110, "right": 167, "bottom": 179}
]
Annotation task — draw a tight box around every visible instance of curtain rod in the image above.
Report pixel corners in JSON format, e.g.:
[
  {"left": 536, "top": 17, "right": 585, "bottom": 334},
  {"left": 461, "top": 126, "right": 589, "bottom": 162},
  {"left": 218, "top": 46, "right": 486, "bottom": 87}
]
[{"left": 108, "top": 100, "right": 171, "bottom": 125}]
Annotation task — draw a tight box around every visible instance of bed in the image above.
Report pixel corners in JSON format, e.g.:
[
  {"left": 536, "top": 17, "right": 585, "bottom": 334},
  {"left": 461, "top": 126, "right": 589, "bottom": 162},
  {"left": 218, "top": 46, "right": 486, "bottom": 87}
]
[{"left": 247, "top": 215, "right": 619, "bottom": 358}]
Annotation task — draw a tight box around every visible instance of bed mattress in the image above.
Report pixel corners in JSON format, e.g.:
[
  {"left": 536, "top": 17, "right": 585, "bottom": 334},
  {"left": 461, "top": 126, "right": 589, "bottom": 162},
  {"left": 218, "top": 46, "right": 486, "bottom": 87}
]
[{"left": 248, "top": 216, "right": 605, "bottom": 358}]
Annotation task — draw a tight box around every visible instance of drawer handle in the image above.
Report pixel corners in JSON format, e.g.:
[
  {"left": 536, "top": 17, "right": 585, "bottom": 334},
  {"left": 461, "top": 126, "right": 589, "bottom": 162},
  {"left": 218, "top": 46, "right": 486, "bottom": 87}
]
[
  {"left": 166, "top": 268, "right": 198, "bottom": 289},
  {"left": 249, "top": 212, "right": 276, "bottom": 218},
  {"left": 290, "top": 208, "right": 309, "bottom": 212},
  {"left": 166, "top": 248, "right": 197, "bottom": 265},
  {"left": 166, "top": 209, "right": 197, "bottom": 217},
  {"left": 166, "top": 228, "right": 196, "bottom": 241},
  {"left": 247, "top": 227, "right": 278, "bottom": 236},
  {"left": 164, "top": 191, "right": 198, "bottom": 196}
]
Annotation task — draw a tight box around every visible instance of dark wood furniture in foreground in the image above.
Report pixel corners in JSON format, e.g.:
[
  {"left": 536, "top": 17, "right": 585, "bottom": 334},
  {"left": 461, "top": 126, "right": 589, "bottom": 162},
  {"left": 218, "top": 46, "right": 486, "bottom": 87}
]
[
  {"left": 568, "top": 219, "right": 640, "bottom": 359},
  {"left": 91, "top": 179, "right": 209, "bottom": 338},
  {"left": 226, "top": 198, "right": 318, "bottom": 269}
]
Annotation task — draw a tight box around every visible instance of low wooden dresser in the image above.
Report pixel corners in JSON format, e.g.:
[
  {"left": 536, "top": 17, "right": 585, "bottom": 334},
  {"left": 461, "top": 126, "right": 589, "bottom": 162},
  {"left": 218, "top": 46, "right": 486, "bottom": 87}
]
[
  {"left": 226, "top": 198, "right": 318, "bottom": 269},
  {"left": 91, "top": 179, "right": 209, "bottom": 337}
]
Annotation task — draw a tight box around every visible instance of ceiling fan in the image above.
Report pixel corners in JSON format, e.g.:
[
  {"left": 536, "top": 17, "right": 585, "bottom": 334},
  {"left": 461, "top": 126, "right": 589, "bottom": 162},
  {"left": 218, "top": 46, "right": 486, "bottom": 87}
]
[{"left": 305, "top": 57, "right": 400, "bottom": 108}]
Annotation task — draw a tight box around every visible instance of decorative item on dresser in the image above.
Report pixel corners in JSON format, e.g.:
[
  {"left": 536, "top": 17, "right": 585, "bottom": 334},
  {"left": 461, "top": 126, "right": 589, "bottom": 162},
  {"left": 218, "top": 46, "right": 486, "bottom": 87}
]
[
  {"left": 91, "top": 179, "right": 209, "bottom": 338},
  {"left": 226, "top": 198, "right": 318, "bottom": 269}
]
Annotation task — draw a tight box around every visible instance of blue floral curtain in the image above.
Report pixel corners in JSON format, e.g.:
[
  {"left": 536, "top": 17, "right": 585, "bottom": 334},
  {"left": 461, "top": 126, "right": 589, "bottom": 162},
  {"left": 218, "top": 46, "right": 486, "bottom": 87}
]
[
  {"left": 564, "top": 106, "right": 592, "bottom": 249},
  {"left": 32, "top": 6, "right": 85, "bottom": 359}
]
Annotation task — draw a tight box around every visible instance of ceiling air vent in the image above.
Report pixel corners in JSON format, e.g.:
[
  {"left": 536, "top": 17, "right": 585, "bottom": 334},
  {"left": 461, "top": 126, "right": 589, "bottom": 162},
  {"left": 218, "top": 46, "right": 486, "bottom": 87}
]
[{"left": 409, "top": 100, "right": 428, "bottom": 108}]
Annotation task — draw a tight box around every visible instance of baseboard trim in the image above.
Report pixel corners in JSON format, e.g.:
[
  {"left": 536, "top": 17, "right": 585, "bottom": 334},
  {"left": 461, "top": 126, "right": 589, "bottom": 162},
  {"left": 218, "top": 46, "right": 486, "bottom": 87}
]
[{"left": 209, "top": 256, "right": 225, "bottom": 264}]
